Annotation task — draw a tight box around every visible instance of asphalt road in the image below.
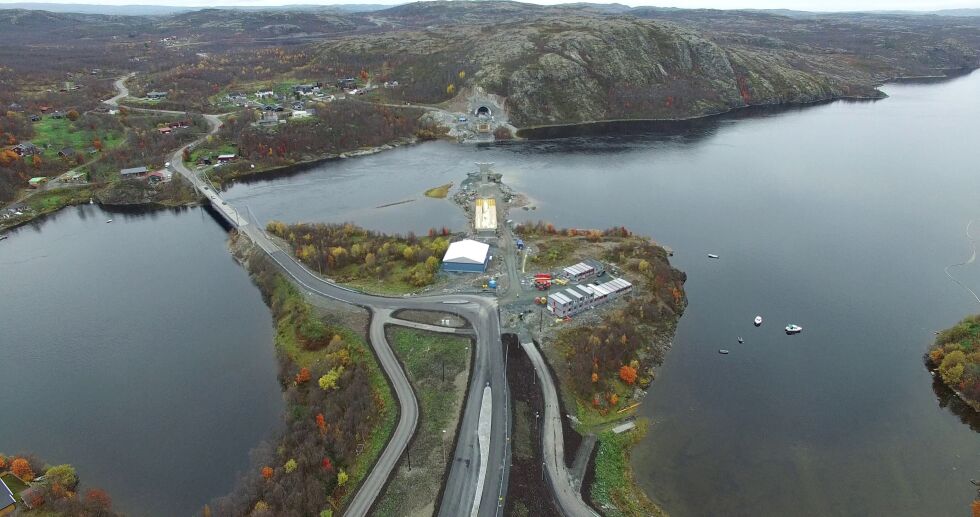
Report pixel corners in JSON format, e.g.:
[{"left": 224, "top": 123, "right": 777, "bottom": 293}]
[
  {"left": 520, "top": 335, "right": 600, "bottom": 517},
  {"left": 106, "top": 75, "right": 512, "bottom": 516}
]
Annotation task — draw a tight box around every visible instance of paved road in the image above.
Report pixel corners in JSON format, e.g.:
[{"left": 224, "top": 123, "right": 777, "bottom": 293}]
[
  {"left": 105, "top": 75, "right": 512, "bottom": 516},
  {"left": 519, "top": 335, "right": 600, "bottom": 517}
]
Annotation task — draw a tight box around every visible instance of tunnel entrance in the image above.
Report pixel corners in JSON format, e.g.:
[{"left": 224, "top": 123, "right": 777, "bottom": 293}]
[{"left": 476, "top": 106, "right": 491, "bottom": 117}]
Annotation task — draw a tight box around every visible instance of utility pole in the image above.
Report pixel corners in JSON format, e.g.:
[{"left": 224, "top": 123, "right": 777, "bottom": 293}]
[
  {"left": 407, "top": 449, "right": 411, "bottom": 471},
  {"left": 442, "top": 429, "right": 447, "bottom": 464}
]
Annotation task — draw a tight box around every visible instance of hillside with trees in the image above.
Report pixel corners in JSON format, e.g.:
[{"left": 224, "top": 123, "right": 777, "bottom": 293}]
[
  {"left": 210, "top": 238, "right": 395, "bottom": 516},
  {"left": 0, "top": 453, "right": 118, "bottom": 515},
  {"left": 266, "top": 221, "right": 453, "bottom": 293}
]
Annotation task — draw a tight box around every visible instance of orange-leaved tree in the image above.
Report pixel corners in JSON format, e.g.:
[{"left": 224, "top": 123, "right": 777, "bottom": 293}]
[
  {"left": 261, "top": 466, "right": 273, "bottom": 480},
  {"left": 296, "top": 367, "right": 311, "bottom": 384},
  {"left": 11, "top": 458, "right": 34, "bottom": 480},
  {"left": 619, "top": 365, "right": 637, "bottom": 385}
]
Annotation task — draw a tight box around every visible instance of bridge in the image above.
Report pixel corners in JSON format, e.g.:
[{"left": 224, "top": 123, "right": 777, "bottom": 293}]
[{"left": 110, "top": 73, "right": 596, "bottom": 517}]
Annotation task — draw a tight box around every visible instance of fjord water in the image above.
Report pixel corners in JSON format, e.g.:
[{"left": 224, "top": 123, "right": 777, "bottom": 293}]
[
  {"left": 2, "top": 70, "right": 976, "bottom": 516},
  {"left": 226, "top": 70, "right": 980, "bottom": 515},
  {"left": 0, "top": 206, "right": 283, "bottom": 516}
]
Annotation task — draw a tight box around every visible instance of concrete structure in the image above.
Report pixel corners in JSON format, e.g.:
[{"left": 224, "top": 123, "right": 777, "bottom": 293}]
[
  {"left": 442, "top": 239, "right": 490, "bottom": 273},
  {"left": 474, "top": 197, "right": 497, "bottom": 235},
  {"left": 548, "top": 277, "right": 632, "bottom": 317}
]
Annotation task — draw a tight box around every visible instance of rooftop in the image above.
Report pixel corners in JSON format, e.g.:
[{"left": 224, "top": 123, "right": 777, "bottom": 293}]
[{"left": 443, "top": 239, "right": 490, "bottom": 265}]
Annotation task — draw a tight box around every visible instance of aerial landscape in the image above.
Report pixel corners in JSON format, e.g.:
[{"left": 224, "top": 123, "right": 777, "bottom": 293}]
[{"left": 1, "top": 0, "right": 979, "bottom": 515}]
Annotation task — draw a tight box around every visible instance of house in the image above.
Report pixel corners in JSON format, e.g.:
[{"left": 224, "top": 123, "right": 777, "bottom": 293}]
[
  {"left": 442, "top": 239, "right": 490, "bottom": 273},
  {"left": 120, "top": 166, "right": 149, "bottom": 178},
  {"left": 20, "top": 485, "right": 43, "bottom": 510},
  {"left": 13, "top": 142, "right": 40, "bottom": 156},
  {"left": 146, "top": 91, "right": 168, "bottom": 99},
  {"left": 28, "top": 177, "right": 48, "bottom": 188},
  {"left": 58, "top": 147, "right": 76, "bottom": 158},
  {"left": 29, "top": 114, "right": 41, "bottom": 122},
  {"left": 292, "top": 83, "right": 321, "bottom": 94},
  {"left": 38, "top": 106, "right": 51, "bottom": 113},
  {"left": 337, "top": 77, "right": 357, "bottom": 90},
  {"left": 255, "top": 91, "right": 275, "bottom": 99},
  {"left": 50, "top": 111, "right": 66, "bottom": 119},
  {"left": 158, "top": 127, "right": 173, "bottom": 134},
  {"left": 217, "top": 154, "right": 236, "bottom": 164},
  {"left": 258, "top": 111, "right": 279, "bottom": 125},
  {"left": 291, "top": 110, "right": 310, "bottom": 119},
  {"left": 292, "top": 102, "right": 305, "bottom": 110},
  {"left": 0, "top": 477, "right": 15, "bottom": 516},
  {"left": 168, "top": 120, "right": 191, "bottom": 129},
  {"left": 8, "top": 102, "right": 22, "bottom": 111}
]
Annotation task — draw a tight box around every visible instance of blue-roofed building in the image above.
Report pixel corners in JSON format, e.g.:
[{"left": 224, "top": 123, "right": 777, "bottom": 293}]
[{"left": 0, "top": 477, "right": 16, "bottom": 516}]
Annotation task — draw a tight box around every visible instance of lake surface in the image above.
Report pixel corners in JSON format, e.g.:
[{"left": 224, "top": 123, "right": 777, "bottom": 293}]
[
  {"left": 225, "top": 70, "right": 980, "bottom": 515},
  {"left": 0, "top": 205, "right": 283, "bottom": 516}
]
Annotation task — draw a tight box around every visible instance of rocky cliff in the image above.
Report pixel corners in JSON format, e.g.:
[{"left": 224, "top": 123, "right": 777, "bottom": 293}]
[{"left": 313, "top": 11, "right": 979, "bottom": 127}]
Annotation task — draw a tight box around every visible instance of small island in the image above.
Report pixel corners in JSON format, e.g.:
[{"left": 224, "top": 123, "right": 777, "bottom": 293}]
[{"left": 927, "top": 314, "right": 980, "bottom": 410}]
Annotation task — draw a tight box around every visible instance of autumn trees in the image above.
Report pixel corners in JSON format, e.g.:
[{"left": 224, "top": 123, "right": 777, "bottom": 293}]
[
  {"left": 266, "top": 221, "right": 451, "bottom": 290},
  {"left": 927, "top": 314, "right": 980, "bottom": 406},
  {"left": 206, "top": 253, "right": 388, "bottom": 516}
]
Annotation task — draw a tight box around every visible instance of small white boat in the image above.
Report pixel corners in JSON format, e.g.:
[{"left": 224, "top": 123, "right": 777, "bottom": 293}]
[
  {"left": 719, "top": 349, "right": 730, "bottom": 355},
  {"left": 737, "top": 337, "right": 744, "bottom": 344},
  {"left": 106, "top": 219, "right": 113, "bottom": 223},
  {"left": 785, "top": 324, "right": 803, "bottom": 334},
  {"left": 707, "top": 254, "right": 720, "bottom": 259},
  {"left": 754, "top": 315, "right": 763, "bottom": 326}
]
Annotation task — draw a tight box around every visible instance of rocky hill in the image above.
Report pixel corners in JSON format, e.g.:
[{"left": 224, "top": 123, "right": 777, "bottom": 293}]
[{"left": 313, "top": 6, "right": 980, "bottom": 127}]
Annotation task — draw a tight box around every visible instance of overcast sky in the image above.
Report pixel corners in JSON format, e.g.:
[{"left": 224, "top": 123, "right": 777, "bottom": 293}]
[{"left": 0, "top": 0, "right": 976, "bottom": 11}]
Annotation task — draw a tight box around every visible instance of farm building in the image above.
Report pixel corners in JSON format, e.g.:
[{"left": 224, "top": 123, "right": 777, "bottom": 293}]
[
  {"left": 548, "top": 278, "right": 632, "bottom": 318},
  {"left": 217, "top": 154, "right": 237, "bottom": 163},
  {"left": 120, "top": 166, "right": 149, "bottom": 178},
  {"left": 442, "top": 239, "right": 490, "bottom": 273}
]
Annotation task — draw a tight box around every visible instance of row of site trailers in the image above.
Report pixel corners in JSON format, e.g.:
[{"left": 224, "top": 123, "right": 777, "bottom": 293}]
[{"left": 547, "top": 277, "right": 633, "bottom": 318}]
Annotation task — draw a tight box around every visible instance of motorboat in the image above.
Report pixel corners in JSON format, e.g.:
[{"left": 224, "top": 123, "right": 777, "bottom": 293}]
[
  {"left": 754, "top": 315, "right": 763, "bottom": 326},
  {"left": 707, "top": 254, "right": 719, "bottom": 259},
  {"left": 785, "top": 324, "right": 803, "bottom": 334},
  {"left": 737, "top": 337, "right": 744, "bottom": 344},
  {"left": 719, "top": 349, "right": 730, "bottom": 355},
  {"left": 105, "top": 219, "right": 113, "bottom": 223}
]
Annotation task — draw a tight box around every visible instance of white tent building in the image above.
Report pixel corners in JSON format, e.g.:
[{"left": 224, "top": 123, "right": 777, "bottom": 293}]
[{"left": 442, "top": 239, "right": 491, "bottom": 272}]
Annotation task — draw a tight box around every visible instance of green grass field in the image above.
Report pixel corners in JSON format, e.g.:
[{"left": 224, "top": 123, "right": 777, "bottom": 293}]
[
  {"left": 374, "top": 327, "right": 471, "bottom": 516},
  {"left": 31, "top": 118, "right": 122, "bottom": 159},
  {"left": 0, "top": 472, "right": 28, "bottom": 501}
]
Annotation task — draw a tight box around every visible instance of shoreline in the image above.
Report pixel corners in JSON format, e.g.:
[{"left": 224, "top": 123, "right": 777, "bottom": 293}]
[{"left": 515, "top": 65, "right": 977, "bottom": 137}]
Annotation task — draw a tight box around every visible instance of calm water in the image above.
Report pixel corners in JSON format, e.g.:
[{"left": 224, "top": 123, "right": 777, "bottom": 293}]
[
  {"left": 225, "top": 70, "right": 980, "bottom": 515},
  {"left": 0, "top": 205, "right": 282, "bottom": 516},
  {"left": 3, "top": 71, "right": 978, "bottom": 516}
]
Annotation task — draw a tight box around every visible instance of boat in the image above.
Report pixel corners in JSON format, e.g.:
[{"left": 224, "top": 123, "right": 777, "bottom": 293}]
[
  {"left": 737, "top": 337, "right": 744, "bottom": 344},
  {"left": 719, "top": 349, "right": 730, "bottom": 355},
  {"left": 785, "top": 324, "right": 803, "bottom": 334},
  {"left": 105, "top": 219, "right": 113, "bottom": 223},
  {"left": 707, "top": 254, "right": 719, "bottom": 259},
  {"left": 754, "top": 315, "right": 763, "bottom": 326}
]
